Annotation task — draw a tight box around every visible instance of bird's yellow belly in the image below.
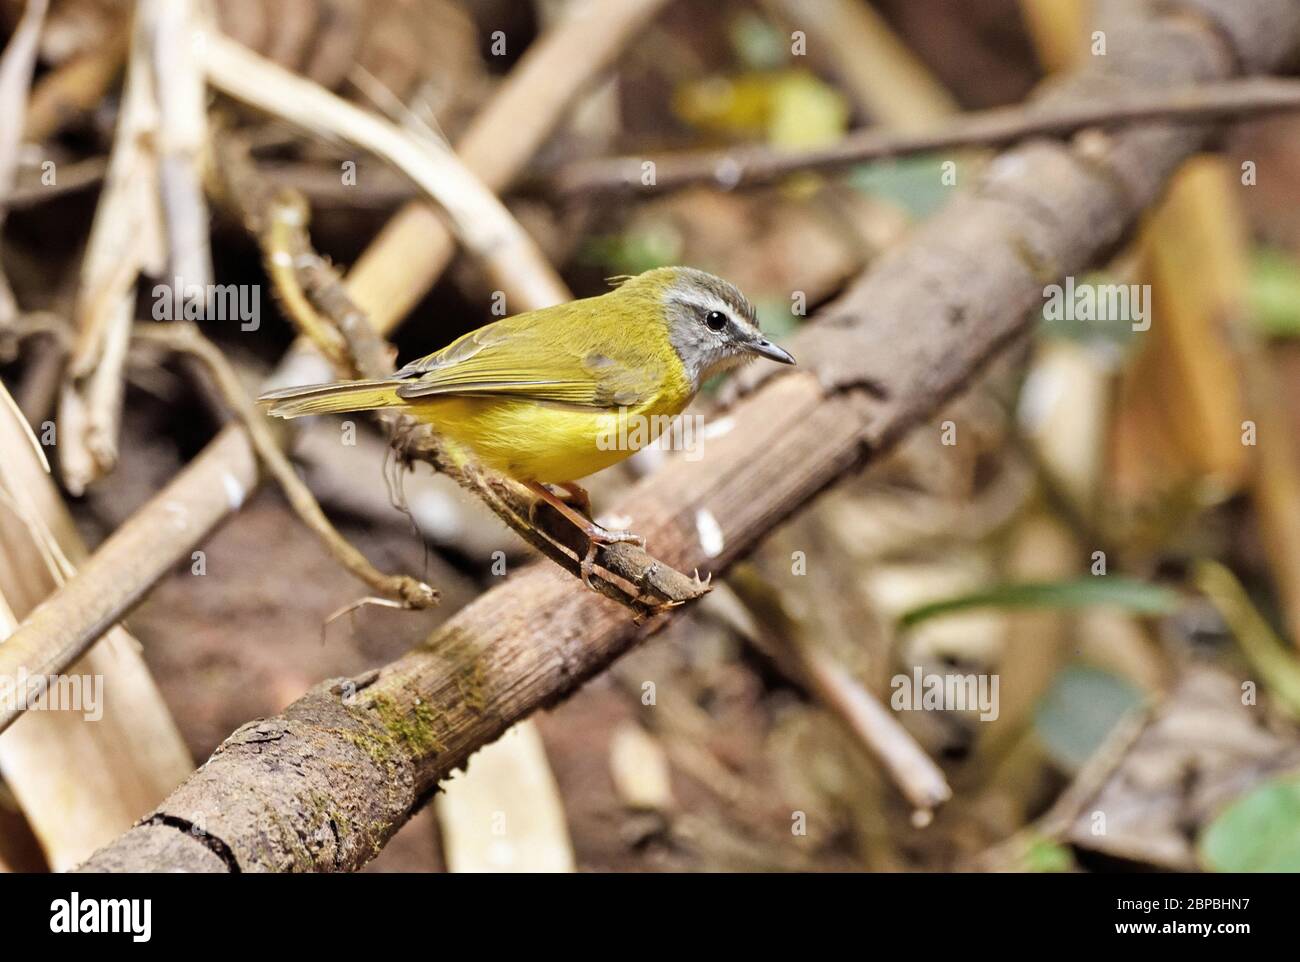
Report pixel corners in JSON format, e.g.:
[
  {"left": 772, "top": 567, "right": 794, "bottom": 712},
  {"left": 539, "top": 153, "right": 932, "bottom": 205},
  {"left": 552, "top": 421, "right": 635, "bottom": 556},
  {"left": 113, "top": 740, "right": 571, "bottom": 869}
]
[{"left": 410, "top": 394, "right": 691, "bottom": 483}]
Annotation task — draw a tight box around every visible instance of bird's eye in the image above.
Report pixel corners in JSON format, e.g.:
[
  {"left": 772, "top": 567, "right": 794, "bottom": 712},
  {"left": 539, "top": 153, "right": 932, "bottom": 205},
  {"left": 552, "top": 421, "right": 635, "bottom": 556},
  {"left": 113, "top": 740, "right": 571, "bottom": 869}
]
[{"left": 704, "top": 310, "right": 728, "bottom": 332}]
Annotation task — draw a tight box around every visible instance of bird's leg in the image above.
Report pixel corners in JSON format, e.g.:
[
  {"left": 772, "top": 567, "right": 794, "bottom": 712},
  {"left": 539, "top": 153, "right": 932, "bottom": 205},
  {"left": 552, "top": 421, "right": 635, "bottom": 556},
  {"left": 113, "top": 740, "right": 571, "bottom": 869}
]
[
  {"left": 554, "top": 481, "right": 592, "bottom": 516},
  {"left": 524, "top": 481, "right": 645, "bottom": 588}
]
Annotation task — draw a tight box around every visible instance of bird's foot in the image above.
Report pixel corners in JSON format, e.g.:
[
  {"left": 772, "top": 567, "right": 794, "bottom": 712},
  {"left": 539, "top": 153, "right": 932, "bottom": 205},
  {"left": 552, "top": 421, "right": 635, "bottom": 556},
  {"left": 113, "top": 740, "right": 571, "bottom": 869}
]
[
  {"left": 554, "top": 481, "right": 593, "bottom": 516},
  {"left": 526, "top": 481, "right": 648, "bottom": 588},
  {"left": 578, "top": 526, "right": 646, "bottom": 588}
]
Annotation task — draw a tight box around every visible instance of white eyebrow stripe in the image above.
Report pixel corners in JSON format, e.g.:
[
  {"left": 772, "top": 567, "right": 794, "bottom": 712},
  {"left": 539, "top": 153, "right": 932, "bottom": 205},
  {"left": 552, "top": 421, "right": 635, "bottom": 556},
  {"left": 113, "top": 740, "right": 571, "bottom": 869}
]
[{"left": 675, "top": 292, "right": 757, "bottom": 333}]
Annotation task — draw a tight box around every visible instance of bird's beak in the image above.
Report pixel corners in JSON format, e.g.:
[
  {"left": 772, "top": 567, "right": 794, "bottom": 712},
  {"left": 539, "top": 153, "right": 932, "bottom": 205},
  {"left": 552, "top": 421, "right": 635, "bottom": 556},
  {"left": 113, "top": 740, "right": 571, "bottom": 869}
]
[{"left": 747, "top": 337, "right": 796, "bottom": 365}]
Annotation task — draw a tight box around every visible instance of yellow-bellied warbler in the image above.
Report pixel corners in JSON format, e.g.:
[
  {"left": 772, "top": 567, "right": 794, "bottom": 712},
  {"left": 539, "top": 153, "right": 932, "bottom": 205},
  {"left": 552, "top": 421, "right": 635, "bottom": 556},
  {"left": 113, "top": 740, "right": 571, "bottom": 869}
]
[{"left": 259, "top": 266, "right": 795, "bottom": 561}]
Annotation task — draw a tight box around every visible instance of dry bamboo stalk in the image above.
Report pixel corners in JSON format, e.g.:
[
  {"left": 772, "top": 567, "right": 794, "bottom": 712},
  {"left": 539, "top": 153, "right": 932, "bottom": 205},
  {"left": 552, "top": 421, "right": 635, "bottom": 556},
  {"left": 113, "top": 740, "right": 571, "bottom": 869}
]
[
  {"left": 434, "top": 721, "right": 575, "bottom": 873},
  {"left": 0, "top": 419, "right": 258, "bottom": 737},
  {"left": 1017, "top": 0, "right": 1089, "bottom": 73},
  {"left": 0, "top": 0, "right": 48, "bottom": 324},
  {"left": 0, "top": 385, "right": 191, "bottom": 870},
  {"left": 1156, "top": 162, "right": 1300, "bottom": 649},
  {"left": 58, "top": 0, "right": 166, "bottom": 494},
  {"left": 345, "top": 0, "right": 673, "bottom": 331},
  {"left": 79, "top": 0, "right": 1300, "bottom": 872},
  {"left": 151, "top": 0, "right": 212, "bottom": 294},
  {"left": 201, "top": 31, "right": 569, "bottom": 312}
]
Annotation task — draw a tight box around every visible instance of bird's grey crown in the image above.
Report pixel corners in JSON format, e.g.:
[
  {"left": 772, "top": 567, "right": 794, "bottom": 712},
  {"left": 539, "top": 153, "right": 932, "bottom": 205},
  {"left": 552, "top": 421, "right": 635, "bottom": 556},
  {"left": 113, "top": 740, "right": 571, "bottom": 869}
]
[{"left": 660, "top": 268, "right": 765, "bottom": 388}]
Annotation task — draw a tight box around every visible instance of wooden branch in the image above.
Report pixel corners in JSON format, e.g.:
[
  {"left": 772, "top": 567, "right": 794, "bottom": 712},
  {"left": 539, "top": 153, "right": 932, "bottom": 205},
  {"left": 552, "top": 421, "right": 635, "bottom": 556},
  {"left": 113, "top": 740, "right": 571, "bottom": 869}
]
[
  {"left": 78, "top": 0, "right": 1300, "bottom": 873},
  {"left": 539, "top": 77, "right": 1300, "bottom": 198}
]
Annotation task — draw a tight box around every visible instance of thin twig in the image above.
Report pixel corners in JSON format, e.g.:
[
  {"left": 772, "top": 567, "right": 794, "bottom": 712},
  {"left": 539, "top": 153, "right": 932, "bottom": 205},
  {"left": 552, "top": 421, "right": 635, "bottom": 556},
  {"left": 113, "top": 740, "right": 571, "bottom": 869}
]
[
  {"left": 207, "top": 132, "right": 354, "bottom": 370},
  {"left": 6, "top": 155, "right": 108, "bottom": 208},
  {"left": 713, "top": 574, "right": 951, "bottom": 816},
  {"left": 540, "top": 77, "right": 1300, "bottom": 198}
]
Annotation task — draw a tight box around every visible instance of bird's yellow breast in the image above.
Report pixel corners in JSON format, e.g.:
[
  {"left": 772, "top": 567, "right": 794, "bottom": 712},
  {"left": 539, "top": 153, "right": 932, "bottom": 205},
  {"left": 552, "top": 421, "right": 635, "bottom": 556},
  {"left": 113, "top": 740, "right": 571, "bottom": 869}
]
[
  {"left": 408, "top": 367, "right": 694, "bottom": 484},
  {"left": 391, "top": 270, "right": 698, "bottom": 483}
]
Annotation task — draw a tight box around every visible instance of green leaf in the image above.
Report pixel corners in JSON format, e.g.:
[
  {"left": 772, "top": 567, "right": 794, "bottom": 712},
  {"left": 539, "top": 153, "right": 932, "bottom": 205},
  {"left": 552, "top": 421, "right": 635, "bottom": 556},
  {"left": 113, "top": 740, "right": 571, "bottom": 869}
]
[
  {"left": 728, "top": 12, "right": 787, "bottom": 71},
  {"left": 1034, "top": 666, "right": 1144, "bottom": 771},
  {"left": 1200, "top": 775, "right": 1300, "bottom": 872},
  {"left": 898, "top": 577, "right": 1180, "bottom": 629},
  {"left": 1023, "top": 836, "right": 1077, "bottom": 873},
  {"left": 1248, "top": 246, "right": 1300, "bottom": 338},
  {"left": 766, "top": 72, "right": 849, "bottom": 149}
]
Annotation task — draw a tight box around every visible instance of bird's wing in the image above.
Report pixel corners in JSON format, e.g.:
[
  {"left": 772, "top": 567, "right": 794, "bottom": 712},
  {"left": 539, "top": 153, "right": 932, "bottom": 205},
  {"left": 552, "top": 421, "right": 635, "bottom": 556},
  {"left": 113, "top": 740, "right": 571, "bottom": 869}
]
[{"left": 392, "top": 315, "right": 652, "bottom": 410}]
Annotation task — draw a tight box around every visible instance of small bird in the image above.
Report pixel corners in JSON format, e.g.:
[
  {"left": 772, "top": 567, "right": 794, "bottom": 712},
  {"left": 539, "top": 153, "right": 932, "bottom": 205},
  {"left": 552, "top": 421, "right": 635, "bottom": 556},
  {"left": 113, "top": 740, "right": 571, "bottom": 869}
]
[{"left": 259, "top": 266, "right": 794, "bottom": 571}]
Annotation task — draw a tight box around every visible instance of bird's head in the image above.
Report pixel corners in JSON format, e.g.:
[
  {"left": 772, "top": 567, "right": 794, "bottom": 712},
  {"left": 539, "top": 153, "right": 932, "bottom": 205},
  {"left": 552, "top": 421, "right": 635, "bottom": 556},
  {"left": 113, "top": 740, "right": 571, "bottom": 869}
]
[{"left": 618, "top": 266, "right": 796, "bottom": 389}]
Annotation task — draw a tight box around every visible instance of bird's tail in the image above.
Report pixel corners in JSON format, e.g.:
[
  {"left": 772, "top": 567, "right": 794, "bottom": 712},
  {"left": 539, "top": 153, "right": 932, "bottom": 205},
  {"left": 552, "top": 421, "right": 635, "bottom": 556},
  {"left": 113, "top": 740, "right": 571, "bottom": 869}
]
[{"left": 258, "top": 378, "right": 406, "bottom": 419}]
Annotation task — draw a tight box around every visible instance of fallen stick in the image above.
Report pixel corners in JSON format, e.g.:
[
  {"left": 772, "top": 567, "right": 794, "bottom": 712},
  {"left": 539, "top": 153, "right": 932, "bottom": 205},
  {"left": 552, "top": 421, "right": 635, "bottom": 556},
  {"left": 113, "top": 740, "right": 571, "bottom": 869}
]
[
  {"left": 707, "top": 575, "right": 952, "bottom": 817},
  {"left": 79, "top": 0, "right": 1300, "bottom": 872},
  {"left": 0, "top": 423, "right": 257, "bottom": 737}
]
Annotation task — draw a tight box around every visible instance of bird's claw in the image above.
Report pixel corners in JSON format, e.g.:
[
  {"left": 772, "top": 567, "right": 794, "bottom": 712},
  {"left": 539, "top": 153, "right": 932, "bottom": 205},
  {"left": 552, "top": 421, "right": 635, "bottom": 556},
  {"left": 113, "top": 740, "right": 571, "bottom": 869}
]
[{"left": 579, "top": 527, "right": 646, "bottom": 589}]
